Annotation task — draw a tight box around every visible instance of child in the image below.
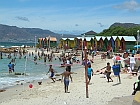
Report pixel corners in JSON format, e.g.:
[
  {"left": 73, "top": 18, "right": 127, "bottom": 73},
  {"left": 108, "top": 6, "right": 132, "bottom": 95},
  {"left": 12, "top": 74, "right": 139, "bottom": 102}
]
[
  {"left": 132, "top": 75, "right": 140, "bottom": 95},
  {"left": 101, "top": 62, "right": 113, "bottom": 82},
  {"left": 101, "top": 53, "right": 106, "bottom": 61},
  {"left": 87, "top": 64, "right": 94, "bottom": 84},
  {"left": 46, "top": 65, "right": 56, "bottom": 83}
]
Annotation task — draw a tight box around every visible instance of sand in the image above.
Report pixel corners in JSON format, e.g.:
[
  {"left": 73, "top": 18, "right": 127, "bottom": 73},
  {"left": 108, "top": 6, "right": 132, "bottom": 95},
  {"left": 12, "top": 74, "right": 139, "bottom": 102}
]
[{"left": 0, "top": 49, "right": 138, "bottom": 105}]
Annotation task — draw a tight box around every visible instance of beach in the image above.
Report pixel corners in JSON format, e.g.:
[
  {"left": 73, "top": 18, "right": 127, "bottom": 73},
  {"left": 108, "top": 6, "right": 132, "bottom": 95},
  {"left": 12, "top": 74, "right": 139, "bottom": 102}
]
[{"left": 0, "top": 49, "right": 138, "bottom": 105}]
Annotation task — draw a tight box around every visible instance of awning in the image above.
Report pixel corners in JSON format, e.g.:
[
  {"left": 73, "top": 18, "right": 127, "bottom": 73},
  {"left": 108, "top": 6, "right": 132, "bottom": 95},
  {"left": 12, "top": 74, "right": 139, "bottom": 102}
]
[{"left": 134, "top": 45, "right": 140, "bottom": 48}]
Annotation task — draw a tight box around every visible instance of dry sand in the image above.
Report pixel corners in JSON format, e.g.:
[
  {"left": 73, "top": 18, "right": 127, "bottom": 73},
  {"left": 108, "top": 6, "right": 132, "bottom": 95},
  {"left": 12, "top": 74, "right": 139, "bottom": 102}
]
[{"left": 0, "top": 49, "right": 138, "bottom": 105}]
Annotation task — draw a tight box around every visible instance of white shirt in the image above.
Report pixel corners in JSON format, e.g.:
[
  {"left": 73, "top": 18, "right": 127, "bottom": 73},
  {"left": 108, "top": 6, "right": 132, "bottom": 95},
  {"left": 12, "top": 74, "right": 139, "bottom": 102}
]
[
  {"left": 112, "top": 55, "right": 116, "bottom": 62},
  {"left": 129, "top": 57, "right": 136, "bottom": 64},
  {"left": 66, "top": 60, "right": 70, "bottom": 64}
]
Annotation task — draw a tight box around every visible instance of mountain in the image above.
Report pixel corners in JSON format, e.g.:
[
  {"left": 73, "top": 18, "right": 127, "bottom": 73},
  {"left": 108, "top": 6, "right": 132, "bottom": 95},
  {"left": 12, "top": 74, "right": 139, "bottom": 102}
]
[
  {"left": 0, "top": 24, "right": 78, "bottom": 42},
  {"left": 97, "top": 22, "right": 140, "bottom": 37},
  {"left": 1, "top": 22, "right": 139, "bottom": 42},
  {"left": 110, "top": 22, "right": 140, "bottom": 28}
]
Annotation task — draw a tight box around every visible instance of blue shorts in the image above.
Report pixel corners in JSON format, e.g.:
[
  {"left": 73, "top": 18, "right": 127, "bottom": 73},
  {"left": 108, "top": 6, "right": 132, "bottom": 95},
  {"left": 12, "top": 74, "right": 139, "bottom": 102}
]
[
  {"left": 87, "top": 75, "right": 91, "bottom": 80},
  {"left": 50, "top": 73, "right": 54, "bottom": 78},
  {"left": 64, "top": 78, "right": 69, "bottom": 86}
]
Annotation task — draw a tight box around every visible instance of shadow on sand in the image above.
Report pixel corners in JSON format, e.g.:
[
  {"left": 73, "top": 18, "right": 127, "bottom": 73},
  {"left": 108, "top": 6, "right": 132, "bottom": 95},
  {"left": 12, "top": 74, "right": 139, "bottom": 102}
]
[{"left": 112, "top": 83, "right": 121, "bottom": 86}]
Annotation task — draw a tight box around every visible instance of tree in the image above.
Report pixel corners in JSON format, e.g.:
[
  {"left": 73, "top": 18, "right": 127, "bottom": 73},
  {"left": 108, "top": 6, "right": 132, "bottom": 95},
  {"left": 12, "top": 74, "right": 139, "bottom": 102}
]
[{"left": 97, "top": 26, "right": 140, "bottom": 37}]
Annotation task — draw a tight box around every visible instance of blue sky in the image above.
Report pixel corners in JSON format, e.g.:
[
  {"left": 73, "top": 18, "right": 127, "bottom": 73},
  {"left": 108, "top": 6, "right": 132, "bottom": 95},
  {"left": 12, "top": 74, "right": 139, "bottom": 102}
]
[{"left": 0, "top": 0, "right": 140, "bottom": 35}]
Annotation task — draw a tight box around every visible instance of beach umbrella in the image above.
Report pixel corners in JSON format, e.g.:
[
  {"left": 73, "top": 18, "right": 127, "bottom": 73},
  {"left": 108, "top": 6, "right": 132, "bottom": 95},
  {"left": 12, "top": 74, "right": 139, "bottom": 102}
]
[{"left": 134, "top": 45, "right": 140, "bottom": 48}]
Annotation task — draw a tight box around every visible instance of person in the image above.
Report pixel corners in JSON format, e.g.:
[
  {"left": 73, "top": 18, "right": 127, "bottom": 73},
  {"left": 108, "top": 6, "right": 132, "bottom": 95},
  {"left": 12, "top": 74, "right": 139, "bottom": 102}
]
[
  {"left": 129, "top": 55, "right": 136, "bottom": 72},
  {"left": 132, "top": 75, "right": 140, "bottom": 95},
  {"left": 8, "top": 62, "right": 12, "bottom": 74},
  {"left": 61, "top": 68, "right": 72, "bottom": 93},
  {"left": 132, "top": 50, "right": 135, "bottom": 56},
  {"left": 11, "top": 63, "right": 16, "bottom": 72},
  {"left": 112, "top": 54, "right": 117, "bottom": 65},
  {"left": 46, "top": 65, "right": 56, "bottom": 83},
  {"left": 101, "top": 62, "right": 113, "bottom": 82},
  {"left": 34, "top": 55, "right": 37, "bottom": 64},
  {"left": 87, "top": 59, "right": 91, "bottom": 66},
  {"left": 66, "top": 57, "right": 72, "bottom": 72},
  {"left": 101, "top": 53, "right": 106, "bottom": 61},
  {"left": 0, "top": 52, "right": 2, "bottom": 59},
  {"left": 91, "top": 51, "right": 94, "bottom": 62},
  {"left": 112, "top": 61, "right": 121, "bottom": 83},
  {"left": 107, "top": 50, "right": 110, "bottom": 59},
  {"left": 87, "top": 64, "right": 94, "bottom": 84},
  {"left": 44, "top": 54, "right": 47, "bottom": 63},
  {"left": 11, "top": 58, "right": 15, "bottom": 62}
]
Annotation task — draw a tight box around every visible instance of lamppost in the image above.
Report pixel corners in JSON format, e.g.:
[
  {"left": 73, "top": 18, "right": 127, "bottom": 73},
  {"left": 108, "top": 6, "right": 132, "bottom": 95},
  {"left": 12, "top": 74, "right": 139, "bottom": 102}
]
[{"left": 137, "top": 30, "right": 139, "bottom": 51}]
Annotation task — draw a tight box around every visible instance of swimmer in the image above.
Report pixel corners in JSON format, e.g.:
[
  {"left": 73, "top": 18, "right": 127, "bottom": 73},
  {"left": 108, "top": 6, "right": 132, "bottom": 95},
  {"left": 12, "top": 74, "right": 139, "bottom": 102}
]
[{"left": 8, "top": 62, "right": 12, "bottom": 74}]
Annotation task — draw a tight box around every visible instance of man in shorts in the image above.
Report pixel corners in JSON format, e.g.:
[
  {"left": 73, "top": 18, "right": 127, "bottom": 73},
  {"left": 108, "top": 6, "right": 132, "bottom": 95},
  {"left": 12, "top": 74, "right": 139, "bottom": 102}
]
[{"left": 61, "top": 68, "right": 72, "bottom": 93}]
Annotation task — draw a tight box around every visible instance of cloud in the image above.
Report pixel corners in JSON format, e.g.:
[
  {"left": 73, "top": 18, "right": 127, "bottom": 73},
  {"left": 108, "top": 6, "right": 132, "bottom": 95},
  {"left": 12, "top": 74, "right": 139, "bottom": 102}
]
[
  {"left": 97, "top": 23, "right": 104, "bottom": 27},
  {"left": 15, "top": 16, "right": 29, "bottom": 21},
  {"left": 75, "top": 24, "right": 79, "bottom": 27},
  {"left": 113, "top": 0, "right": 140, "bottom": 11}
]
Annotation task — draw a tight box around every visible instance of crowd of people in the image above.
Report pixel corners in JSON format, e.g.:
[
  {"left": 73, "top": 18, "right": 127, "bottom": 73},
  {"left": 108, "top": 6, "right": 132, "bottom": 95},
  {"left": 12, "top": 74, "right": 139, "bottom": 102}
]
[{"left": 3, "top": 47, "right": 140, "bottom": 94}]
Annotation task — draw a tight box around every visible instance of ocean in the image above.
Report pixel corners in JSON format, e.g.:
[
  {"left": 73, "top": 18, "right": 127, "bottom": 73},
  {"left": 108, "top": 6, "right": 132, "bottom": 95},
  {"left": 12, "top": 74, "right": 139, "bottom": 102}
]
[
  {"left": 0, "top": 42, "right": 35, "bottom": 48},
  {"left": 0, "top": 42, "right": 81, "bottom": 89}
]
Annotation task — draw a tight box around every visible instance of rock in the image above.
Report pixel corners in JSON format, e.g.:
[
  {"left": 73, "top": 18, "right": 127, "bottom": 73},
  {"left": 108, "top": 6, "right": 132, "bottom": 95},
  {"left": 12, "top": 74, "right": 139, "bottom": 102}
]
[{"left": 0, "top": 89, "right": 6, "bottom": 92}]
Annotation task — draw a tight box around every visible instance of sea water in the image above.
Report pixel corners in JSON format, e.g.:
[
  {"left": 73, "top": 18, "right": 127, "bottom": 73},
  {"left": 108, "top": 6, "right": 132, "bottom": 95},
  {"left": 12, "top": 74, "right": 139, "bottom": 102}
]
[
  {"left": 0, "top": 42, "right": 35, "bottom": 48},
  {"left": 0, "top": 52, "right": 82, "bottom": 89},
  {"left": 0, "top": 53, "right": 68, "bottom": 89},
  {"left": 0, "top": 42, "right": 82, "bottom": 89}
]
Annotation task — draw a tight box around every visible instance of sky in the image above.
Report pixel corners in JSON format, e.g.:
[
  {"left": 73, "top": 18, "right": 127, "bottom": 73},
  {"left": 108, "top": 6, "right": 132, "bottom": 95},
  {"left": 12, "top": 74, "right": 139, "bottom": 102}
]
[{"left": 0, "top": 0, "right": 140, "bottom": 35}]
